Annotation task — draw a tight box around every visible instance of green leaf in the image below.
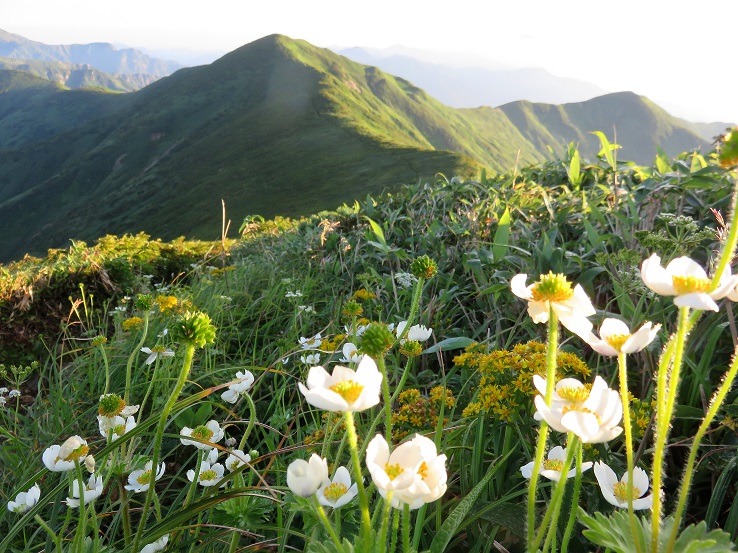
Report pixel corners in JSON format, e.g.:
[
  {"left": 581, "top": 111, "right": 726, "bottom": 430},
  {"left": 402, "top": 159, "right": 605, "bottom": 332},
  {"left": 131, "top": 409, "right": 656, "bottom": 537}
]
[
  {"left": 365, "top": 216, "right": 389, "bottom": 253},
  {"left": 492, "top": 207, "right": 511, "bottom": 263},
  {"left": 428, "top": 461, "right": 496, "bottom": 553},
  {"left": 423, "top": 337, "right": 476, "bottom": 354},
  {"left": 566, "top": 147, "right": 583, "bottom": 187},
  {"left": 591, "top": 131, "right": 620, "bottom": 169}
]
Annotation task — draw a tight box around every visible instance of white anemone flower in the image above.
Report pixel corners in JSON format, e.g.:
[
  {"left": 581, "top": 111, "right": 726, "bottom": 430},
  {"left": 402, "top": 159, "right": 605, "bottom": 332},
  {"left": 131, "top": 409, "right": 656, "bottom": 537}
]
[
  {"left": 141, "top": 535, "right": 169, "bottom": 553},
  {"left": 317, "top": 466, "right": 358, "bottom": 508},
  {"left": 533, "top": 375, "right": 623, "bottom": 443},
  {"left": 42, "top": 436, "right": 89, "bottom": 472},
  {"left": 225, "top": 450, "right": 252, "bottom": 472},
  {"left": 140, "top": 345, "right": 175, "bottom": 365},
  {"left": 299, "top": 333, "right": 322, "bottom": 349},
  {"left": 67, "top": 475, "right": 104, "bottom": 508},
  {"left": 520, "top": 446, "right": 593, "bottom": 481},
  {"left": 585, "top": 318, "right": 661, "bottom": 356},
  {"left": 594, "top": 461, "right": 652, "bottom": 510},
  {"left": 340, "top": 342, "right": 362, "bottom": 363},
  {"left": 98, "top": 415, "right": 136, "bottom": 441},
  {"left": 298, "top": 355, "right": 382, "bottom": 412},
  {"left": 300, "top": 353, "right": 321, "bottom": 365},
  {"left": 7, "top": 483, "right": 41, "bottom": 513},
  {"left": 221, "top": 370, "right": 255, "bottom": 403},
  {"left": 366, "top": 434, "right": 448, "bottom": 510},
  {"left": 187, "top": 461, "right": 225, "bottom": 487},
  {"left": 511, "top": 272, "right": 596, "bottom": 339},
  {"left": 396, "top": 321, "right": 433, "bottom": 343},
  {"left": 641, "top": 253, "right": 737, "bottom": 311},
  {"left": 180, "top": 420, "right": 225, "bottom": 449},
  {"left": 125, "top": 461, "right": 166, "bottom": 493},
  {"left": 286, "top": 454, "right": 328, "bottom": 497}
]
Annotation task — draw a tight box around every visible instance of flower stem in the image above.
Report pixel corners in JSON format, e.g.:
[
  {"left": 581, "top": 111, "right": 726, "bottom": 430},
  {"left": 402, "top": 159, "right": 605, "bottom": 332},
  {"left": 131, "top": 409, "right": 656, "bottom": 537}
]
[
  {"left": 378, "top": 491, "right": 393, "bottom": 552},
  {"left": 651, "top": 306, "right": 690, "bottom": 553},
  {"left": 312, "top": 495, "right": 343, "bottom": 549},
  {"left": 396, "top": 277, "right": 425, "bottom": 345},
  {"left": 667, "top": 347, "right": 738, "bottom": 550},
  {"left": 344, "top": 410, "right": 372, "bottom": 553},
  {"left": 618, "top": 352, "right": 642, "bottom": 553},
  {"left": 527, "top": 307, "right": 558, "bottom": 549},
  {"left": 99, "top": 342, "right": 110, "bottom": 395},
  {"left": 34, "top": 514, "right": 62, "bottom": 552},
  {"left": 376, "top": 356, "right": 393, "bottom": 444},
  {"left": 402, "top": 503, "right": 411, "bottom": 553},
  {"left": 132, "top": 343, "right": 196, "bottom": 552},
  {"left": 560, "top": 440, "right": 583, "bottom": 553},
  {"left": 390, "top": 507, "right": 400, "bottom": 553},
  {"left": 237, "top": 392, "right": 257, "bottom": 450},
  {"left": 125, "top": 313, "right": 149, "bottom": 405}
]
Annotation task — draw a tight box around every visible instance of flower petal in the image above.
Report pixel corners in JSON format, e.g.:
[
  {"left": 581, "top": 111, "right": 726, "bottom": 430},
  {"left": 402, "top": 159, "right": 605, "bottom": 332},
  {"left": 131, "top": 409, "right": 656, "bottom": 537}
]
[
  {"left": 674, "top": 292, "right": 719, "bottom": 312},
  {"left": 511, "top": 274, "right": 533, "bottom": 300},
  {"left": 641, "top": 254, "right": 676, "bottom": 296}
]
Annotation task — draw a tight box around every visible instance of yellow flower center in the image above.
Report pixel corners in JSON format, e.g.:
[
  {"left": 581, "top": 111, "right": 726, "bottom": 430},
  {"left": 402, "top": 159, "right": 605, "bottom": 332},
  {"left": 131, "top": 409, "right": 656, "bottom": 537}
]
[
  {"left": 150, "top": 345, "right": 167, "bottom": 354},
  {"left": 113, "top": 424, "right": 127, "bottom": 437},
  {"left": 136, "top": 469, "right": 153, "bottom": 485},
  {"left": 543, "top": 459, "right": 564, "bottom": 472},
  {"left": 417, "top": 461, "right": 429, "bottom": 479},
  {"left": 605, "top": 333, "right": 630, "bottom": 352},
  {"left": 329, "top": 380, "right": 364, "bottom": 404},
  {"left": 531, "top": 273, "right": 575, "bottom": 303},
  {"left": 191, "top": 426, "right": 214, "bottom": 441},
  {"left": 323, "top": 482, "right": 349, "bottom": 502},
  {"left": 199, "top": 469, "right": 217, "bottom": 482},
  {"left": 228, "top": 460, "right": 241, "bottom": 471},
  {"left": 385, "top": 463, "right": 404, "bottom": 480},
  {"left": 65, "top": 444, "right": 90, "bottom": 462},
  {"left": 613, "top": 481, "right": 641, "bottom": 502},
  {"left": 672, "top": 275, "right": 711, "bottom": 295},
  {"left": 556, "top": 386, "right": 590, "bottom": 403}
]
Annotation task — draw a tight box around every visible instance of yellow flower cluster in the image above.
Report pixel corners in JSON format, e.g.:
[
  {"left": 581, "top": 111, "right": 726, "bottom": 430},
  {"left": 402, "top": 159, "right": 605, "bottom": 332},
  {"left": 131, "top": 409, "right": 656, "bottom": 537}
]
[
  {"left": 629, "top": 397, "right": 653, "bottom": 439},
  {"left": 209, "top": 266, "right": 236, "bottom": 278},
  {"left": 352, "top": 288, "right": 376, "bottom": 301},
  {"left": 391, "top": 386, "right": 455, "bottom": 442},
  {"left": 455, "top": 341, "right": 591, "bottom": 422},
  {"left": 122, "top": 317, "right": 143, "bottom": 331},
  {"left": 154, "top": 295, "right": 178, "bottom": 312}
]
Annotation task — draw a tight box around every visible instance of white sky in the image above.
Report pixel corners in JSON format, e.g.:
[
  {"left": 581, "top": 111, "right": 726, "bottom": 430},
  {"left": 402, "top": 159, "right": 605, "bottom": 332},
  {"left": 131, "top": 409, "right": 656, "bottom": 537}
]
[{"left": 2, "top": 0, "right": 737, "bottom": 124}]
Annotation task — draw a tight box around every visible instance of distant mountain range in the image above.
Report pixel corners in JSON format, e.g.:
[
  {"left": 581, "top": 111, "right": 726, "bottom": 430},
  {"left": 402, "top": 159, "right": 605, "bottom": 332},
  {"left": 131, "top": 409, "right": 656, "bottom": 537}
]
[{"left": 0, "top": 33, "right": 726, "bottom": 261}]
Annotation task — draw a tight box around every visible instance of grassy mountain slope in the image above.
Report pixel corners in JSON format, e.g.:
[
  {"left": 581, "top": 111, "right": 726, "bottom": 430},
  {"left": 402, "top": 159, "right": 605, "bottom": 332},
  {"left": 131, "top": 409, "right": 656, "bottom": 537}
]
[
  {"left": 499, "top": 92, "right": 710, "bottom": 162},
  {"left": 0, "top": 56, "right": 156, "bottom": 91}
]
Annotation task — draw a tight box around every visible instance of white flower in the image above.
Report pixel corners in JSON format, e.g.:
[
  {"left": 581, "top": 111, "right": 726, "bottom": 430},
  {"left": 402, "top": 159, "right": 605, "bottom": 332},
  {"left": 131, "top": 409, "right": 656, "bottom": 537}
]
[
  {"left": 8, "top": 389, "right": 20, "bottom": 399},
  {"left": 286, "top": 290, "right": 303, "bottom": 298},
  {"left": 641, "top": 253, "right": 737, "bottom": 311},
  {"left": 286, "top": 454, "right": 328, "bottom": 497},
  {"left": 180, "top": 420, "right": 225, "bottom": 450},
  {"left": 7, "top": 483, "right": 40, "bottom": 513},
  {"left": 300, "top": 353, "right": 321, "bottom": 365},
  {"left": 225, "top": 450, "right": 252, "bottom": 472},
  {"left": 0, "top": 397, "right": 5, "bottom": 407},
  {"left": 339, "top": 342, "right": 362, "bottom": 363},
  {"left": 511, "top": 273, "right": 596, "bottom": 339},
  {"left": 140, "top": 534, "right": 169, "bottom": 553},
  {"left": 396, "top": 321, "right": 433, "bottom": 343},
  {"left": 344, "top": 323, "right": 368, "bottom": 337},
  {"left": 533, "top": 375, "right": 623, "bottom": 443},
  {"left": 206, "top": 447, "right": 219, "bottom": 464},
  {"left": 187, "top": 461, "right": 225, "bottom": 487},
  {"left": 67, "top": 475, "right": 104, "bottom": 508},
  {"left": 594, "top": 461, "right": 652, "bottom": 510},
  {"left": 394, "top": 272, "right": 418, "bottom": 289},
  {"left": 42, "top": 436, "right": 89, "bottom": 472},
  {"left": 85, "top": 455, "right": 96, "bottom": 474},
  {"left": 298, "top": 355, "right": 382, "bottom": 412},
  {"left": 585, "top": 318, "right": 661, "bottom": 356},
  {"left": 98, "top": 415, "right": 136, "bottom": 441},
  {"left": 317, "top": 466, "right": 358, "bottom": 508},
  {"left": 520, "top": 446, "right": 593, "bottom": 481},
  {"left": 366, "top": 434, "right": 447, "bottom": 510},
  {"left": 0, "top": 387, "right": 8, "bottom": 395},
  {"left": 140, "top": 345, "right": 175, "bottom": 365},
  {"left": 125, "top": 461, "right": 166, "bottom": 493},
  {"left": 299, "top": 333, "right": 322, "bottom": 349},
  {"left": 221, "top": 370, "right": 255, "bottom": 403}
]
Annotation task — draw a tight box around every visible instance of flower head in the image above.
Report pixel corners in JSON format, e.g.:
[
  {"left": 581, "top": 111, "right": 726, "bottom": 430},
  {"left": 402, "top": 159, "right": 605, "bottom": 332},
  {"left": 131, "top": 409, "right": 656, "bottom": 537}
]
[
  {"left": 366, "top": 434, "right": 447, "bottom": 510},
  {"left": 98, "top": 415, "right": 136, "bottom": 441},
  {"left": 298, "top": 355, "right": 382, "bottom": 412},
  {"left": 300, "top": 353, "right": 321, "bottom": 365},
  {"left": 286, "top": 454, "right": 328, "bottom": 497},
  {"left": 585, "top": 318, "right": 661, "bottom": 356},
  {"left": 141, "top": 535, "right": 170, "bottom": 553},
  {"left": 533, "top": 375, "right": 623, "bottom": 443},
  {"left": 594, "top": 461, "right": 652, "bottom": 509},
  {"left": 520, "top": 446, "right": 593, "bottom": 481},
  {"left": 641, "top": 254, "right": 737, "bottom": 311},
  {"left": 187, "top": 461, "right": 225, "bottom": 487},
  {"left": 317, "top": 466, "right": 358, "bottom": 508},
  {"left": 511, "top": 273, "right": 595, "bottom": 339},
  {"left": 42, "top": 436, "right": 90, "bottom": 472},
  {"left": 225, "top": 450, "right": 251, "bottom": 472},
  {"left": 396, "top": 321, "right": 433, "bottom": 343},
  {"left": 7, "top": 483, "right": 40, "bottom": 514},
  {"left": 221, "top": 370, "right": 255, "bottom": 403},
  {"left": 140, "top": 345, "right": 175, "bottom": 365},
  {"left": 125, "top": 461, "right": 166, "bottom": 493},
  {"left": 340, "top": 342, "right": 362, "bottom": 363},
  {"left": 67, "top": 475, "right": 104, "bottom": 508},
  {"left": 299, "top": 333, "right": 322, "bottom": 349},
  {"left": 180, "top": 420, "right": 224, "bottom": 450}
]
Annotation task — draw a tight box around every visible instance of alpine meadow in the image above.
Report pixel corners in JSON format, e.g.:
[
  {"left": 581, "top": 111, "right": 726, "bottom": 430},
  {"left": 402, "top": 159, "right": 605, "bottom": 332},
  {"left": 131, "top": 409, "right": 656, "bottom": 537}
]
[{"left": 1, "top": 29, "right": 738, "bottom": 553}]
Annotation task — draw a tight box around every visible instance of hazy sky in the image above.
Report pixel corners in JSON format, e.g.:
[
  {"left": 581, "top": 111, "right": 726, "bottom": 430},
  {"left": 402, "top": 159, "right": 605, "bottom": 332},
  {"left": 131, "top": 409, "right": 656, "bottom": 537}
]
[{"left": 3, "top": 0, "right": 737, "bottom": 125}]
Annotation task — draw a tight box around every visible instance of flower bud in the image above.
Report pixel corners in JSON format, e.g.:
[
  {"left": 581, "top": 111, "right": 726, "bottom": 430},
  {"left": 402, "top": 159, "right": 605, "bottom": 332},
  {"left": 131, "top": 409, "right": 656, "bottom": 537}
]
[
  {"left": 172, "top": 311, "right": 217, "bottom": 349},
  {"left": 134, "top": 294, "right": 154, "bottom": 311},
  {"left": 85, "top": 455, "right": 96, "bottom": 474},
  {"left": 359, "top": 323, "right": 395, "bottom": 357},
  {"left": 410, "top": 255, "right": 437, "bottom": 280},
  {"left": 719, "top": 130, "right": 738, "bottom": 168}
]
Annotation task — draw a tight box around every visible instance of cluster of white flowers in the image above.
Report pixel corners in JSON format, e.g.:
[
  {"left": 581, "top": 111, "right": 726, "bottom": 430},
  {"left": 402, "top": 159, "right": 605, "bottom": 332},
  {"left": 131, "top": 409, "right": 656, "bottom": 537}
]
[
  {"left": 394, "top": 272, "right": 418, "bottom": 289},
  {"left": 286, "top": 454, "right": 359, "bottom": 508},
  {"left": 285, "top": 290, "right": 303, "bottom": 298},
  {"left": 0, "top": 387, "right": 20, "bottom": 407}
]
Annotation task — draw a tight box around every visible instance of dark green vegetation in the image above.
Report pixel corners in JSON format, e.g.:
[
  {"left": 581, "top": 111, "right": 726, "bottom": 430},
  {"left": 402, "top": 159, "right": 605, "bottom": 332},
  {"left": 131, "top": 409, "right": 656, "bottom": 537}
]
[
  {"left": 2, "top": 143, "right": 738, "bottom": 551},
  {"left": 0, "top": 34, "right": 716, "bottom": 262}
]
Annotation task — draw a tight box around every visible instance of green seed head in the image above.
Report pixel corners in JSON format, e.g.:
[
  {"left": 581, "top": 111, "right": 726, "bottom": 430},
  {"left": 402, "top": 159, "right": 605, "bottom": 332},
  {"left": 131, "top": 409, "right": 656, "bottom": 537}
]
[
  {"left": 410, "top": 255, "right": 438, "bottom": 280},
  {"left": 98, "top": 393, "right": 125, "bottom": 417},
  {"left": 134, "top": 294, "right": 154, "bottom": 311},
  {"left": 172, "top": 311, "right": 216, "bottom": 349},
  {"left": 359, "top": 323, "right": 394, "bottom": 357}
]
